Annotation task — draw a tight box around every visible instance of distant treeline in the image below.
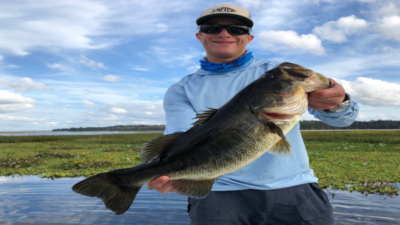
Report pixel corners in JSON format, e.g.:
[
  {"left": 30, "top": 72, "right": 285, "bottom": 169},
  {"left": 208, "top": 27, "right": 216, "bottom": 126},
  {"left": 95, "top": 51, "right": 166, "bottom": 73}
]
[
  {"left": 52, "top": 125, "right": 165, "bottom": 132},
  {"left": 53, "top": 120, "right": 400, "bottom": 132},
  {"left": 300, "top": 120, "right": 400, "bottom": 130}
]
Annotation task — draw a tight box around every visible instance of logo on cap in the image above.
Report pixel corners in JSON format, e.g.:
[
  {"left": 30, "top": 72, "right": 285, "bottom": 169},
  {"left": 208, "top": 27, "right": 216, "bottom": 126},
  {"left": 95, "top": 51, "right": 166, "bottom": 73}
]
[{"left": 211, "top": 7, "right": 236, "bottom": 13}]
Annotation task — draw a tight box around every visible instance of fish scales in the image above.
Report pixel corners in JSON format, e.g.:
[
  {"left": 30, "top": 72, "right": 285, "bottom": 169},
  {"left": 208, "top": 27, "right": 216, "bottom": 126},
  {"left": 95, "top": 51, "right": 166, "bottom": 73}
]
[{"left": 72, "top": 62, "right": 331, "bottom": 215}]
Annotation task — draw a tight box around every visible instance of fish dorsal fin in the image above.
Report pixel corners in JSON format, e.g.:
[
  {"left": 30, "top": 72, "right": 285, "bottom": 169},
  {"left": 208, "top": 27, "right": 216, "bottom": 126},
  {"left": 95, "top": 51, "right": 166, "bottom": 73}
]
[
  {"left": 191, "top": 108, "right": 217, "bottom": 127},
  {"left": 140, "top": 133, "right": 183, "bottom": 163},
  {"left": 267, "top": 122, "right": 292, "bottom": 156},
  {"left": 171, "top": 179, "right": 216, "bottom": 198}
]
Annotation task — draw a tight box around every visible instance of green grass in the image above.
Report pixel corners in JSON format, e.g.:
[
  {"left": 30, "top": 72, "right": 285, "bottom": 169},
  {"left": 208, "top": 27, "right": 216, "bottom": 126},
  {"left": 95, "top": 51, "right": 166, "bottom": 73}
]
[
  {"left": 0, "top": 131, "right": 399, "bottom": 195},
  {"left": 0, "top": 133, "right": 161, "bottom": 178},
  {"left": 303, "top": 130, "right": 400, "bottom": 196}
]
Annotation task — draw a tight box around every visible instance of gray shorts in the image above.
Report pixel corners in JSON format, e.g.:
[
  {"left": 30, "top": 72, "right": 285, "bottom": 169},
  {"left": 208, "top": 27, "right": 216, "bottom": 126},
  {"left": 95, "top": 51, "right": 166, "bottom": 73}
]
[{"left": 188, "top": 183, "right": 335, "bottom": 225}]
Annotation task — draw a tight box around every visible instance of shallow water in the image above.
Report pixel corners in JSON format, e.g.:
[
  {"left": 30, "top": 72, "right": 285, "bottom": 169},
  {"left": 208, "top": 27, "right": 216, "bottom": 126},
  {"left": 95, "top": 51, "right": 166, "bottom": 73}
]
[{"left": 0, "top": 176, "right": 399, "bottom": 225}]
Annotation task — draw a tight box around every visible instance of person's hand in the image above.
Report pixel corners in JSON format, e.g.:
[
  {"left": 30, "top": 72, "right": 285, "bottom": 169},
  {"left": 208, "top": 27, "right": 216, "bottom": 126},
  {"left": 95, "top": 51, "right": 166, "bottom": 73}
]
[
  {"left": 308, "top": 78, "right": 346, "bottom": 111},
  {"left": 147, "top": 176, "right": 176, "bottom": 194}
]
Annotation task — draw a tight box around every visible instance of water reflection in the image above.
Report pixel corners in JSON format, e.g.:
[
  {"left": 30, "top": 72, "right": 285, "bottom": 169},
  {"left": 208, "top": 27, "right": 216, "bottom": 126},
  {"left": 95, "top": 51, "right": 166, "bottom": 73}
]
[{"left": 1, "top": 176, "right": 399, "bottom": 225}]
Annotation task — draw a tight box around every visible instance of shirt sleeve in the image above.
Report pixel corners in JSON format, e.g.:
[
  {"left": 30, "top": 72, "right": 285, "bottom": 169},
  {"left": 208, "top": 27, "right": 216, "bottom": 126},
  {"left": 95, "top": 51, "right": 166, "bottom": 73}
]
[
  {"left": 307, "top": 93, "right": 359, "bottom": 127},
  {"left": 163, "top": 83, "right": 197, "bottom": 135}
]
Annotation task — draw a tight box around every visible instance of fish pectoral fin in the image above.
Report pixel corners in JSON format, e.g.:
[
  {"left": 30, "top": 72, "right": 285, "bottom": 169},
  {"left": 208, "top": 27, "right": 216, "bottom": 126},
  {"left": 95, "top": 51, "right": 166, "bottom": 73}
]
[
  {"left": 266, "top": 122, "right": 291, "bottom": 155},
  {"left": 267, "top": 122, "right": 285, "bottom": 139},
  {"left": 269, "top": 139, "right": 292, "bottom": 156},
  {"left": 171, "top": 179, "right": 215, "bottom": 198},
  {"left": 140, "top": 132, "right": 183, "bottom": 163}
]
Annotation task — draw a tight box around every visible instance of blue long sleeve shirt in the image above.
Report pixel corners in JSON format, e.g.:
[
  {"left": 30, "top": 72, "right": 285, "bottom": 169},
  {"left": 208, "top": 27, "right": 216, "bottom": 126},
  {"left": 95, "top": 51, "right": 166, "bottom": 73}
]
[{"left": 163, "top": 57, "right": 359, "bottom": 191}]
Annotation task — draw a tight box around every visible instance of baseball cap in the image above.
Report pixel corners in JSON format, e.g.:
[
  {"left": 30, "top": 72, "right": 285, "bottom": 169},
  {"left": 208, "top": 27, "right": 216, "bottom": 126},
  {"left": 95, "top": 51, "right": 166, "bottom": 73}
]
[{"left": 196, "top": 4, "right": 254, "bottom": 28}]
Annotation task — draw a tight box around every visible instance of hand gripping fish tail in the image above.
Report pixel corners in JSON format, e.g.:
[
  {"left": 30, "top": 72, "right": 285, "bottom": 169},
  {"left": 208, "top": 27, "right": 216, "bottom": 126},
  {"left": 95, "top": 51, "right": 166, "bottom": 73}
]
[{"left": 72, "top": 62, "right": 331, "bottom": 215}]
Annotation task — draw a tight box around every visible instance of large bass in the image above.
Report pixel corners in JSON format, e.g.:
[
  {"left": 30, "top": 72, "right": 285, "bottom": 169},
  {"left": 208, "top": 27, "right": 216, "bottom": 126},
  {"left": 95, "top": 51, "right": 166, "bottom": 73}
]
[{"left": 72, "top": 62, "right": 331, "bottom": 215}]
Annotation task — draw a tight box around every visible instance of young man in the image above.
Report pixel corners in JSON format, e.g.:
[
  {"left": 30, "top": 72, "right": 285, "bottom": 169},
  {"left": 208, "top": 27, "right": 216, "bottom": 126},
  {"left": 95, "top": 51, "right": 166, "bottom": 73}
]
[{"left": 148, "top": 4, "right": 358, "bottom": 225}]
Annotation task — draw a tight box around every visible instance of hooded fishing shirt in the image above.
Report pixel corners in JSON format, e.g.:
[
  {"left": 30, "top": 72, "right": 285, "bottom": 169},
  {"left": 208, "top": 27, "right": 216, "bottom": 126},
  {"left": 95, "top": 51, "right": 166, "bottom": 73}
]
[{"left": 163, "top": 55, "right": 359, "bottom": 191}]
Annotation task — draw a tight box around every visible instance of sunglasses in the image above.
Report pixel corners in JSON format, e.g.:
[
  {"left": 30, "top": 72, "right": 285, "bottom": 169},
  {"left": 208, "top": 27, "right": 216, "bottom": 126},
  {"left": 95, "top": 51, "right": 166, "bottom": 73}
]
[{"left": 198, "top": 24, "right": 252, "bottom": 35}]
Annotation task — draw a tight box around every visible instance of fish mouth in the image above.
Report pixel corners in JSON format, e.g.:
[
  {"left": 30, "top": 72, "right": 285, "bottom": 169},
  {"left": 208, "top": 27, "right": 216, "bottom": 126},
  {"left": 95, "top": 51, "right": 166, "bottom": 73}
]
[
  {"left": 263, "top": 113, "right": 296, "bottom": 120},
  {"left": 262, "top": 71, "right": 330, "bottom": 120},
  {"left": 255, "top": 66, "right": 330, "bottom": 122},
  {"left": 262, "top": 89, "right": 308, "bottom": 122}
]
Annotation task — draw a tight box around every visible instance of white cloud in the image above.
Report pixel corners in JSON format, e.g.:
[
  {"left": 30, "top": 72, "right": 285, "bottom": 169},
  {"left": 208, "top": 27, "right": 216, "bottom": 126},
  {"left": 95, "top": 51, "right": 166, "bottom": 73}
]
[
  {"left": 2, "top": 77, "right": 53, "bottom": 92},
  {"left": 373, "top": 45, "right": 395, "bottom": 52},
  {"left": 77, "top": 101, "right": 165, "bottom": 125},
  {"left": 355, "top": 112, "right": 400, "bottom": 121},
  {"left": 47, "top": 63, "right": 73, "bottom": 72},
  {"left": 373, "top": 2, "right": 400, "bottom": 18},
  {"left": 0, "top": 55, "right": 3, "bottom": 61},
  {"left": 0, "top": 114, "right": 37, "bottom": 123},
  {"left": 103, "top": 75, "right": 119, "bottom": 82},
  {"left": 82, "top": 89, "right": 104, "bottom": 95},
  {"left": 109, "top": 107, "right": 127, "bottom": 114},
  {"left": 4, "top": 65, "right": 19, "bottom": 68},
  {"left": 338, "top": 77, "right": 400, "bottom": 107},
  {"left": 132, "top": 67, "right": 149, "bottom": 71},
  {"left": 258, "top": 30, "right": 325, "bottom": 55},
  {"left": 104, "top": 115, "right": 118, "bottom": 120},
  {"left": 0, "top": 1, "right": 190, "bottom": 56},
  {"left": 309, "top": 50, "right": 400, "bottom": 79},
  {"left": 236, "top": 0, "right": 301, "bottom": 31},
  {"left": 313, "top": 15, "right": 369, "bottom": 43},
  {"left": 0, "top": 1, "right": 108, "bottom": 55},
  {"left": 0, "top": 90, "right": 36, "bottom": 112},
  {"left": 80, "top": 55, "right": 108, "bottom": 70},
  {"left": 237, "top": 0, "right": 264, "bottom": 8},
  {"left": 82, "top": 100, "right": 97, "bottom": 108},
  {"left": 0, "top": 104, "right": 35, "bottom": 113},
  {"left": 357, "top": 0, "right": 378, "bottom": 2},
  {"left": 45, "top": 122, "right": 58, "bottom": 126},
  {"left": 375, "top": 15, "right": 400, "bottom": 40},
  {"left": 0, "top": 90, "right": 36, "bottom": 104},
  {"left": 148, "top": 46, "right": 199, "bottom": 65}
]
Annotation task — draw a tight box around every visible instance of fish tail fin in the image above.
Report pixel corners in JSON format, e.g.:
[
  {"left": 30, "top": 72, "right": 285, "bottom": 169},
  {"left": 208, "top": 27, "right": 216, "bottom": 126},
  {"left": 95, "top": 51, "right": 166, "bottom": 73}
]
[{"left": 72, "top": 172, "right": 142, "bottom": 215}]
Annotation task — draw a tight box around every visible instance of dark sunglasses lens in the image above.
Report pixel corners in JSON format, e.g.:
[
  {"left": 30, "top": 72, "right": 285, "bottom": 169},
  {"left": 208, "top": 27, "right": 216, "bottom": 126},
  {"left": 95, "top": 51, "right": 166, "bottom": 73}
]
[
  {"left": 228, "top": 26, "right": 249, "bottom": 35},
  {"left": 200, "top": 25, "right": 222, "bottom": 34},
  {"left": 200, "top": 25, "right": 250, "bottom": 35}
]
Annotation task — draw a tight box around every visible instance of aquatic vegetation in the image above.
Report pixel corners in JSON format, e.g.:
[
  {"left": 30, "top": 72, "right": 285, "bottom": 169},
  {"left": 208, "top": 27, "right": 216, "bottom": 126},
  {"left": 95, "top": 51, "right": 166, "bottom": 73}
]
[
  {"left": 304, "top": 130, "right": 400, "bottom": 196},
  {"left": 0, "top": 133, "right": 161, "bottom": 178},
  {"left": 0, "top": 131, "right": 399, "bottom": 195},
  {"left": 35, "top": 152, "right": 80, "bottom": 158},
  {"left": 0, "top": 156, "right": 43, "bottom": 168}
]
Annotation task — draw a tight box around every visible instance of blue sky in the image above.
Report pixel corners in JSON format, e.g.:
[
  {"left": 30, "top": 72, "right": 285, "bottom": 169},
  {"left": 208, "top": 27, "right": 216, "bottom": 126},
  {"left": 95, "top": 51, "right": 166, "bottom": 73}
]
[{"left": 0, "top": 0, "right": 399, "bottom": 131}]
